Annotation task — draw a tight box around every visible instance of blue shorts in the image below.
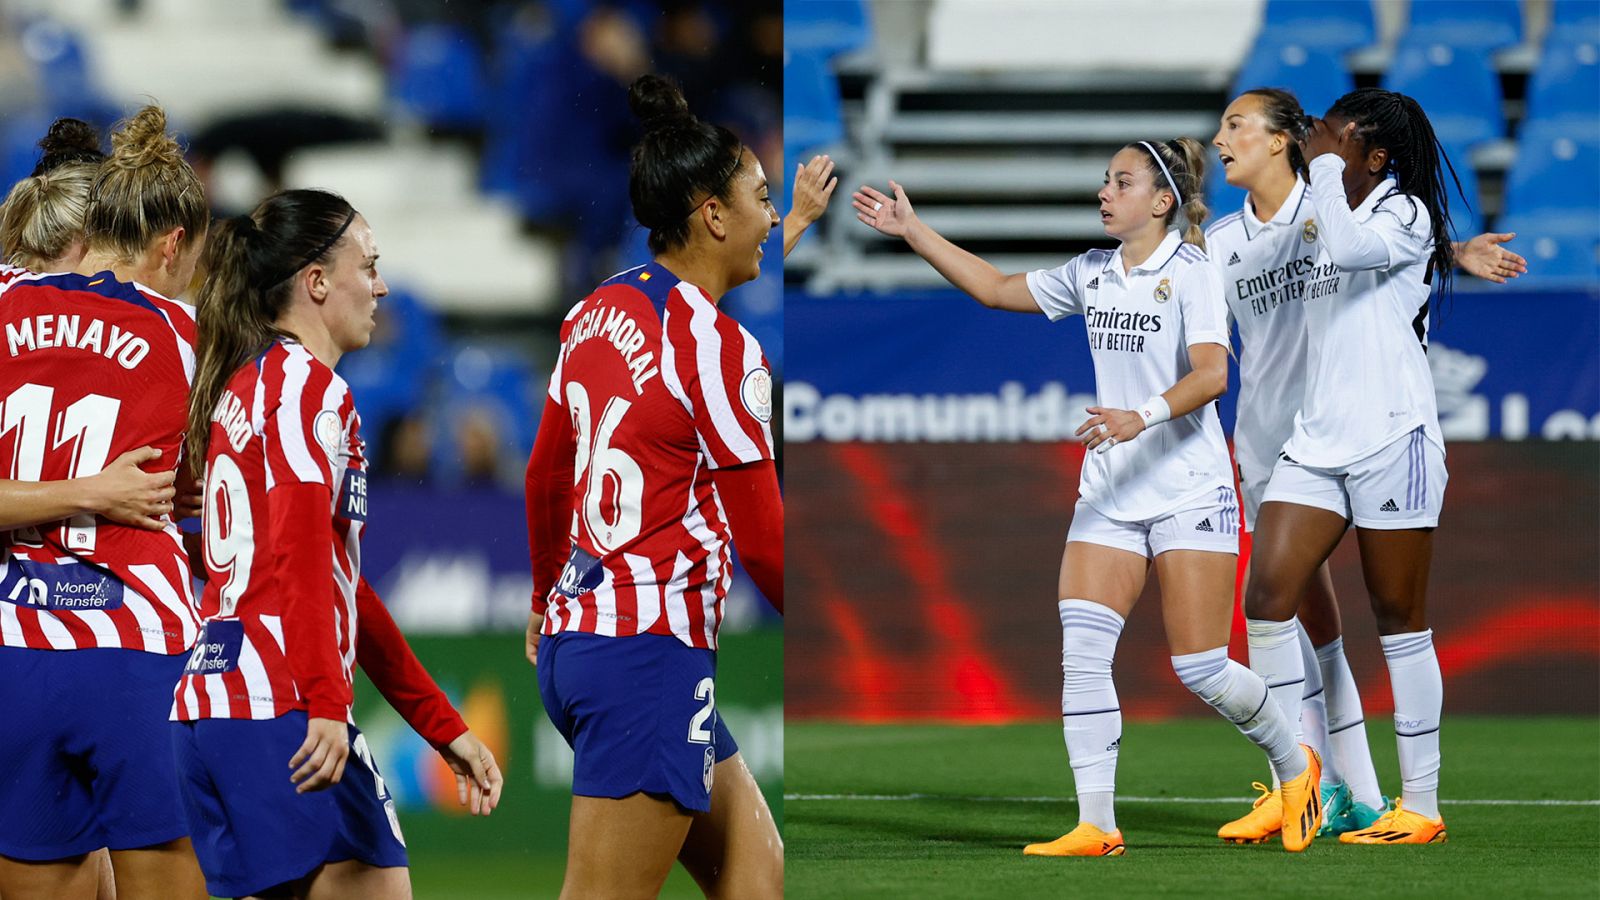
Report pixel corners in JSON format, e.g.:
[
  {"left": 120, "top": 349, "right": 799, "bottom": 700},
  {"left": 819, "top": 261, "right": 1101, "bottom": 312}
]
[
  {"left": 171, "top": 710, "right": 407, "bottom": 898},
  {"left": 537, "top": 631, "right": 738, "bottom": 813},
  {"left": 0, "top": 646, "right": 189, "bottom": 861}
]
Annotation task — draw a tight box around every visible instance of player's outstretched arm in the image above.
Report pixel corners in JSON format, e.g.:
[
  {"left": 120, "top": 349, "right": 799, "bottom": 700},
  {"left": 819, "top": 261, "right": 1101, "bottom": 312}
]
[
  {"left": 784, "top": 154, "right": 838, "bottom": 259},
  {"left": 709, "top": 459, "right": 782, "bottom": 613},
  {"left": 1077, "top": 342, "right": 1230, "bottom": 454},
  {"left": 438, "top": 731, "right": 505, "bottom": 817},
  {"left": 1454, "top": 232, "right": 1527, "bottom": 283},
  {"left": 354, "top": 577, "right": 502, "bottom": 814},
  {"left": 0, "top": 446, "right": 175, "bottom": 531},
  {"left": 854, "top": 180, "right": 1040, "bottom": 313}
]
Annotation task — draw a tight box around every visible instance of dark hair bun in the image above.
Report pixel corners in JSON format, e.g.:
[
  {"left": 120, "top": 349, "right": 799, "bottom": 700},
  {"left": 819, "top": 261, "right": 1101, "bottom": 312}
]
[
  {"left": 32, "top": 118, "right": 104, "bottom": 176},
  {"left": 629, "top": 74, "right": 691, "bottom": 129}
]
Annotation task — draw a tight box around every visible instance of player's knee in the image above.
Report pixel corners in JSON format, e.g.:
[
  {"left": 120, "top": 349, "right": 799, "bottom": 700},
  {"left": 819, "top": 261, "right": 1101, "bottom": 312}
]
[
  {"left": 1242, "top": 577, "right": 1293, "bottom": 620},
  {"left": 1368, "top": 596, "right": 1424, "bottom": 635},
  {"left": 1171, "top": 652, "right": 1227, "bottom": 702}
]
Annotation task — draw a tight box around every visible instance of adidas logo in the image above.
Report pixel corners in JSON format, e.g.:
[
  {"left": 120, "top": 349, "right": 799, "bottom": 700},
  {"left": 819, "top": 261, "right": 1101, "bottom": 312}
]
[
  {"left": 1194, "top": 518, "right": 1214, "bottom": 532},
  {"left": 1380, "top": 499, "right": 1399, "bottom": 512},
  {"left": 1228, "top": 252, "right": 1242, "bottom": 265},
  {"left": 1086, "top": 277, "right": 1099, "bottom": 290}
]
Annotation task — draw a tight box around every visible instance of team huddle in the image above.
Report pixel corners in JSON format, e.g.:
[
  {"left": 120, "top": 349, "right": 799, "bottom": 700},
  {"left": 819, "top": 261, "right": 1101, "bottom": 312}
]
[
  {"left": 854, "top": 85, "right": 1525, "bottom": 855},
  {"left": 0, "top": 74, "right": 784, "bottom": 900}
]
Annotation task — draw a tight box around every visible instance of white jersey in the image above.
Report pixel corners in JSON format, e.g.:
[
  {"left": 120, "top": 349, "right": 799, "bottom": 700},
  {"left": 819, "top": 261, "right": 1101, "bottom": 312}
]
[
  {"left": 1205, "top": 176, "right": 1316, "bottom": 488},
  {"left": 1027, "top": 230, "right": 1234, "bottom": 521},
  {"left": 1284, "top": 155, "right": 1443, "bottom": 467}
]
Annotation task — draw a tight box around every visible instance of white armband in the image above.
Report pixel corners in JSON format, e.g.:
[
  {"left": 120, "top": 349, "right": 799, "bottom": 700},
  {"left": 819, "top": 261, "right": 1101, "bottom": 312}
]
[{"left": 1137, "top": 395, "right": 1171, "bottom": 428}]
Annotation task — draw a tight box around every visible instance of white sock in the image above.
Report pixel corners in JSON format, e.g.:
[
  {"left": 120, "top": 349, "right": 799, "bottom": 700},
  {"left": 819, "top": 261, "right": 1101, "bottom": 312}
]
[
  {"left": 1381, "top": 630, "right": 1442, "bottom": 819},
  {"left": 1317, "top": 637, "right": 1384, "bottom": 809},
  {"left": 1246, "top": 617, "right": 1305, "bottom": 787},
  {"left": 1059, "top": 599, "right": 1125, "bottom": 832},
  {"left": 1172, "top": 646, "right": 1304, "bottom": 783},
  {"left": 1296, "top": 623, "right": 1336, "bottom": 786}
]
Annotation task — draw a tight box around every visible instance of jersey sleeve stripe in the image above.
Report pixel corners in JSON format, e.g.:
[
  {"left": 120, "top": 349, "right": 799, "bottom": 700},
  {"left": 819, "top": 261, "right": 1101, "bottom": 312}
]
[
  {"left": 657, "top": 305, "right": 695, "bottom": 417},
  {"left": 682, "top": 287, "right": 764, "bottom": 464},
  {"left": 275, "top": 348, "right": 332, "bottom": 485}
]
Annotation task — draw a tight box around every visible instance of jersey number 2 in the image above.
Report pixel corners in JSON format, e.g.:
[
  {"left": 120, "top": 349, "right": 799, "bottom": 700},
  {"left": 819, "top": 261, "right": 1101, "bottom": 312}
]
[{"left": 565, "top": 383, "right": 644, "bottom": 553}]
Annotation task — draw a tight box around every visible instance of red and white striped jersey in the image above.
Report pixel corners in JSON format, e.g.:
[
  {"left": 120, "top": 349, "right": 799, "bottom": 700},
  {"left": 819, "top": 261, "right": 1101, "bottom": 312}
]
[
  {"left": 539, "top": 262, "right": 775, "bottom": 650},
  {"left": 0, "top": 265, "right": 27, "bottom": 288},
  {"left": 0, "top": 271, "right": 199, "bottom": 654},
  {"left": 172, "top": 340, "right": 368, "bottom": 721}
]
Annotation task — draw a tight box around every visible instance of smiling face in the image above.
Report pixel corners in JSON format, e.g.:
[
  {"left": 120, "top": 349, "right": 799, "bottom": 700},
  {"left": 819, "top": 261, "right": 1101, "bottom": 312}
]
[
  {"left": 1213, "top": 93, "right": 1290, "bottom": 190},
  {"left": 316, "top": 215, "right": 387, "bottom": 354},
  {"left": 1097, "top": 146, "right": 1172, "bottom": 240},
  {"left": 716, "top": 148, "right": 779, "bottom": 287}
]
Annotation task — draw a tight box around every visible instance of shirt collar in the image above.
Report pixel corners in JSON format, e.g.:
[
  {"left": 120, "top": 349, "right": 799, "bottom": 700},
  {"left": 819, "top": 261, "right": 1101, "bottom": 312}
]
[
  {"left": 1354, "top": 177, "right": 1398, "bottom": 219},
  {"left": 1106, "top": 229, "right": 1185, "bottom": 277},
  {"left": 1241, "top": 175, "right": 1308, "bottom": 238}
]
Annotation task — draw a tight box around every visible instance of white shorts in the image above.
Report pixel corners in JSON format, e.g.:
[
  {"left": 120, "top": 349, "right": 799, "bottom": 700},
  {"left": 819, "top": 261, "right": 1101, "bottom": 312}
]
[
  {"left": 1262, "top": 427, "right": 1447, "bottom": 530},
  {"left": 1066, "top": 489, "right": 1241, "bottom": 559}
]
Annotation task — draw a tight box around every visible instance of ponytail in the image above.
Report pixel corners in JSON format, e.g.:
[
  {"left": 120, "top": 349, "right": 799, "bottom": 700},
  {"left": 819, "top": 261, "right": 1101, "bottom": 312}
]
[
  {"left": 186, "top": 190, "right": 356, "bottom": 464},
  {"left": 1172, "top": 137, "right": 1211, "bottom": 248}
]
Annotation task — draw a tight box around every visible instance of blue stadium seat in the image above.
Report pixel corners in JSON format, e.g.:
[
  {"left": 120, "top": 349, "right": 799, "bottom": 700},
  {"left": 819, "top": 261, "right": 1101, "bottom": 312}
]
[
  {"left": 1525, "top": 34, "right": 1600, "bottom": 129},
  {"left": 784, "top": 50, "right": 844, "bottom": 162},
  {"left": 0, "top": 113, "right": 54, "bottom": 196},
  {"left": 785, "top": 0, "right": 872, "bottom": 58},
  {"left": 429, "top": 344, "right": 542, "bottom": 484},
  {"left": 1503, "top": 124, "right": 1600, "bottom": 222},
  {"left": 19, "top": 19, "right": 117, "bottom": 124},
  {"left": 1233, "top": 39, "right": 1355, "bottom": 119},
  {"left": 389, "top": 24, "right": 489, "bottom": 130},
  {"left": 1495, "top": 214, "right": 1599, "bottom": 281},
  {"left": 1256, "top": 0, "right": 1376, "bottom": 52},
  {"left": 1383, "top": 41, "right": 1504, "bottom": 150},
  {"left": 1404, "top": 0, "right": 1521, "bottom": 51},
  {"left": 1548, "top": 0, "right": 1600, "bottom": 41}
]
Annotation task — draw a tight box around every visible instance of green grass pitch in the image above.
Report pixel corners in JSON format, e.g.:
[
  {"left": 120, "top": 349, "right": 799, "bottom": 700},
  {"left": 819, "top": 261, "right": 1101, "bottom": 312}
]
[{"left": 785, "top": 717, "right": 1600, "bottom": 898}]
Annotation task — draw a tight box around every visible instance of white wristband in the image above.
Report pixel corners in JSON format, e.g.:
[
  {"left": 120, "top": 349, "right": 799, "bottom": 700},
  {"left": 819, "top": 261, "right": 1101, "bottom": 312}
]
[{"left": 1137, "top": 395, "right": 1171, "bottom": 428}]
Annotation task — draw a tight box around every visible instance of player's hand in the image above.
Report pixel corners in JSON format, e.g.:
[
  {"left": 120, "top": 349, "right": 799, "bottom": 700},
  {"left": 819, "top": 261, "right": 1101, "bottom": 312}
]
[
  {"left": 790, "top": 154, "right": 838, "bottom": 228},
  {"left": 289, "top": 717, "right": 349, "bottom": 793},
  {"left": 1302, "top": 117, "right": 1354, "bottom": 162},
  {"left": 439, "top": 731, "right": 504, "bottom": 816},
  {"left": 89, "top": 447, "right": 175, "bottom": 530},
  {"left": 853, "top": 180, "right": 918, "bottom": 239},
  {"left": 1456, "top": 232, "right": 1527, "bottom": 284},
  {"left": 525, "top": 611, "right": 545, "bottom": 667},
  {"left": 1076, "top": 407, "right": 1146, "bottom": 454},
  {"left": 172, "top": 462, "right": 204, "bottom": 521}
]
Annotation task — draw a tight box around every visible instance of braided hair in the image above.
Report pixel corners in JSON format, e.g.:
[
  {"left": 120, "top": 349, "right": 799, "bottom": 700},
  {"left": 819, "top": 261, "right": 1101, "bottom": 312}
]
[{"left": 1325, "top": 88, "right": 1460, "bottom": 302}]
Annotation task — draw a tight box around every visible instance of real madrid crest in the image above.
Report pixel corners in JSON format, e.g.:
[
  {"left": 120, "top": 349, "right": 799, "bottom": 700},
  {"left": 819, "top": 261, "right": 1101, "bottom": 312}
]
[
  {"left": 1153, "top": 277, "right": 1171, "bottom": 303},
  {"left": 1302, "top": 218, "right": 1318, "bottom": 243}
]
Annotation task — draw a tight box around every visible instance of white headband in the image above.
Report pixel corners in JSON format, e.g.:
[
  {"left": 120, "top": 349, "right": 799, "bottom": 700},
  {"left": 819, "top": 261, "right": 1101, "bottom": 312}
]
[{"left": 1138, "top": 141, "right": 1183, "bottom": 208}]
